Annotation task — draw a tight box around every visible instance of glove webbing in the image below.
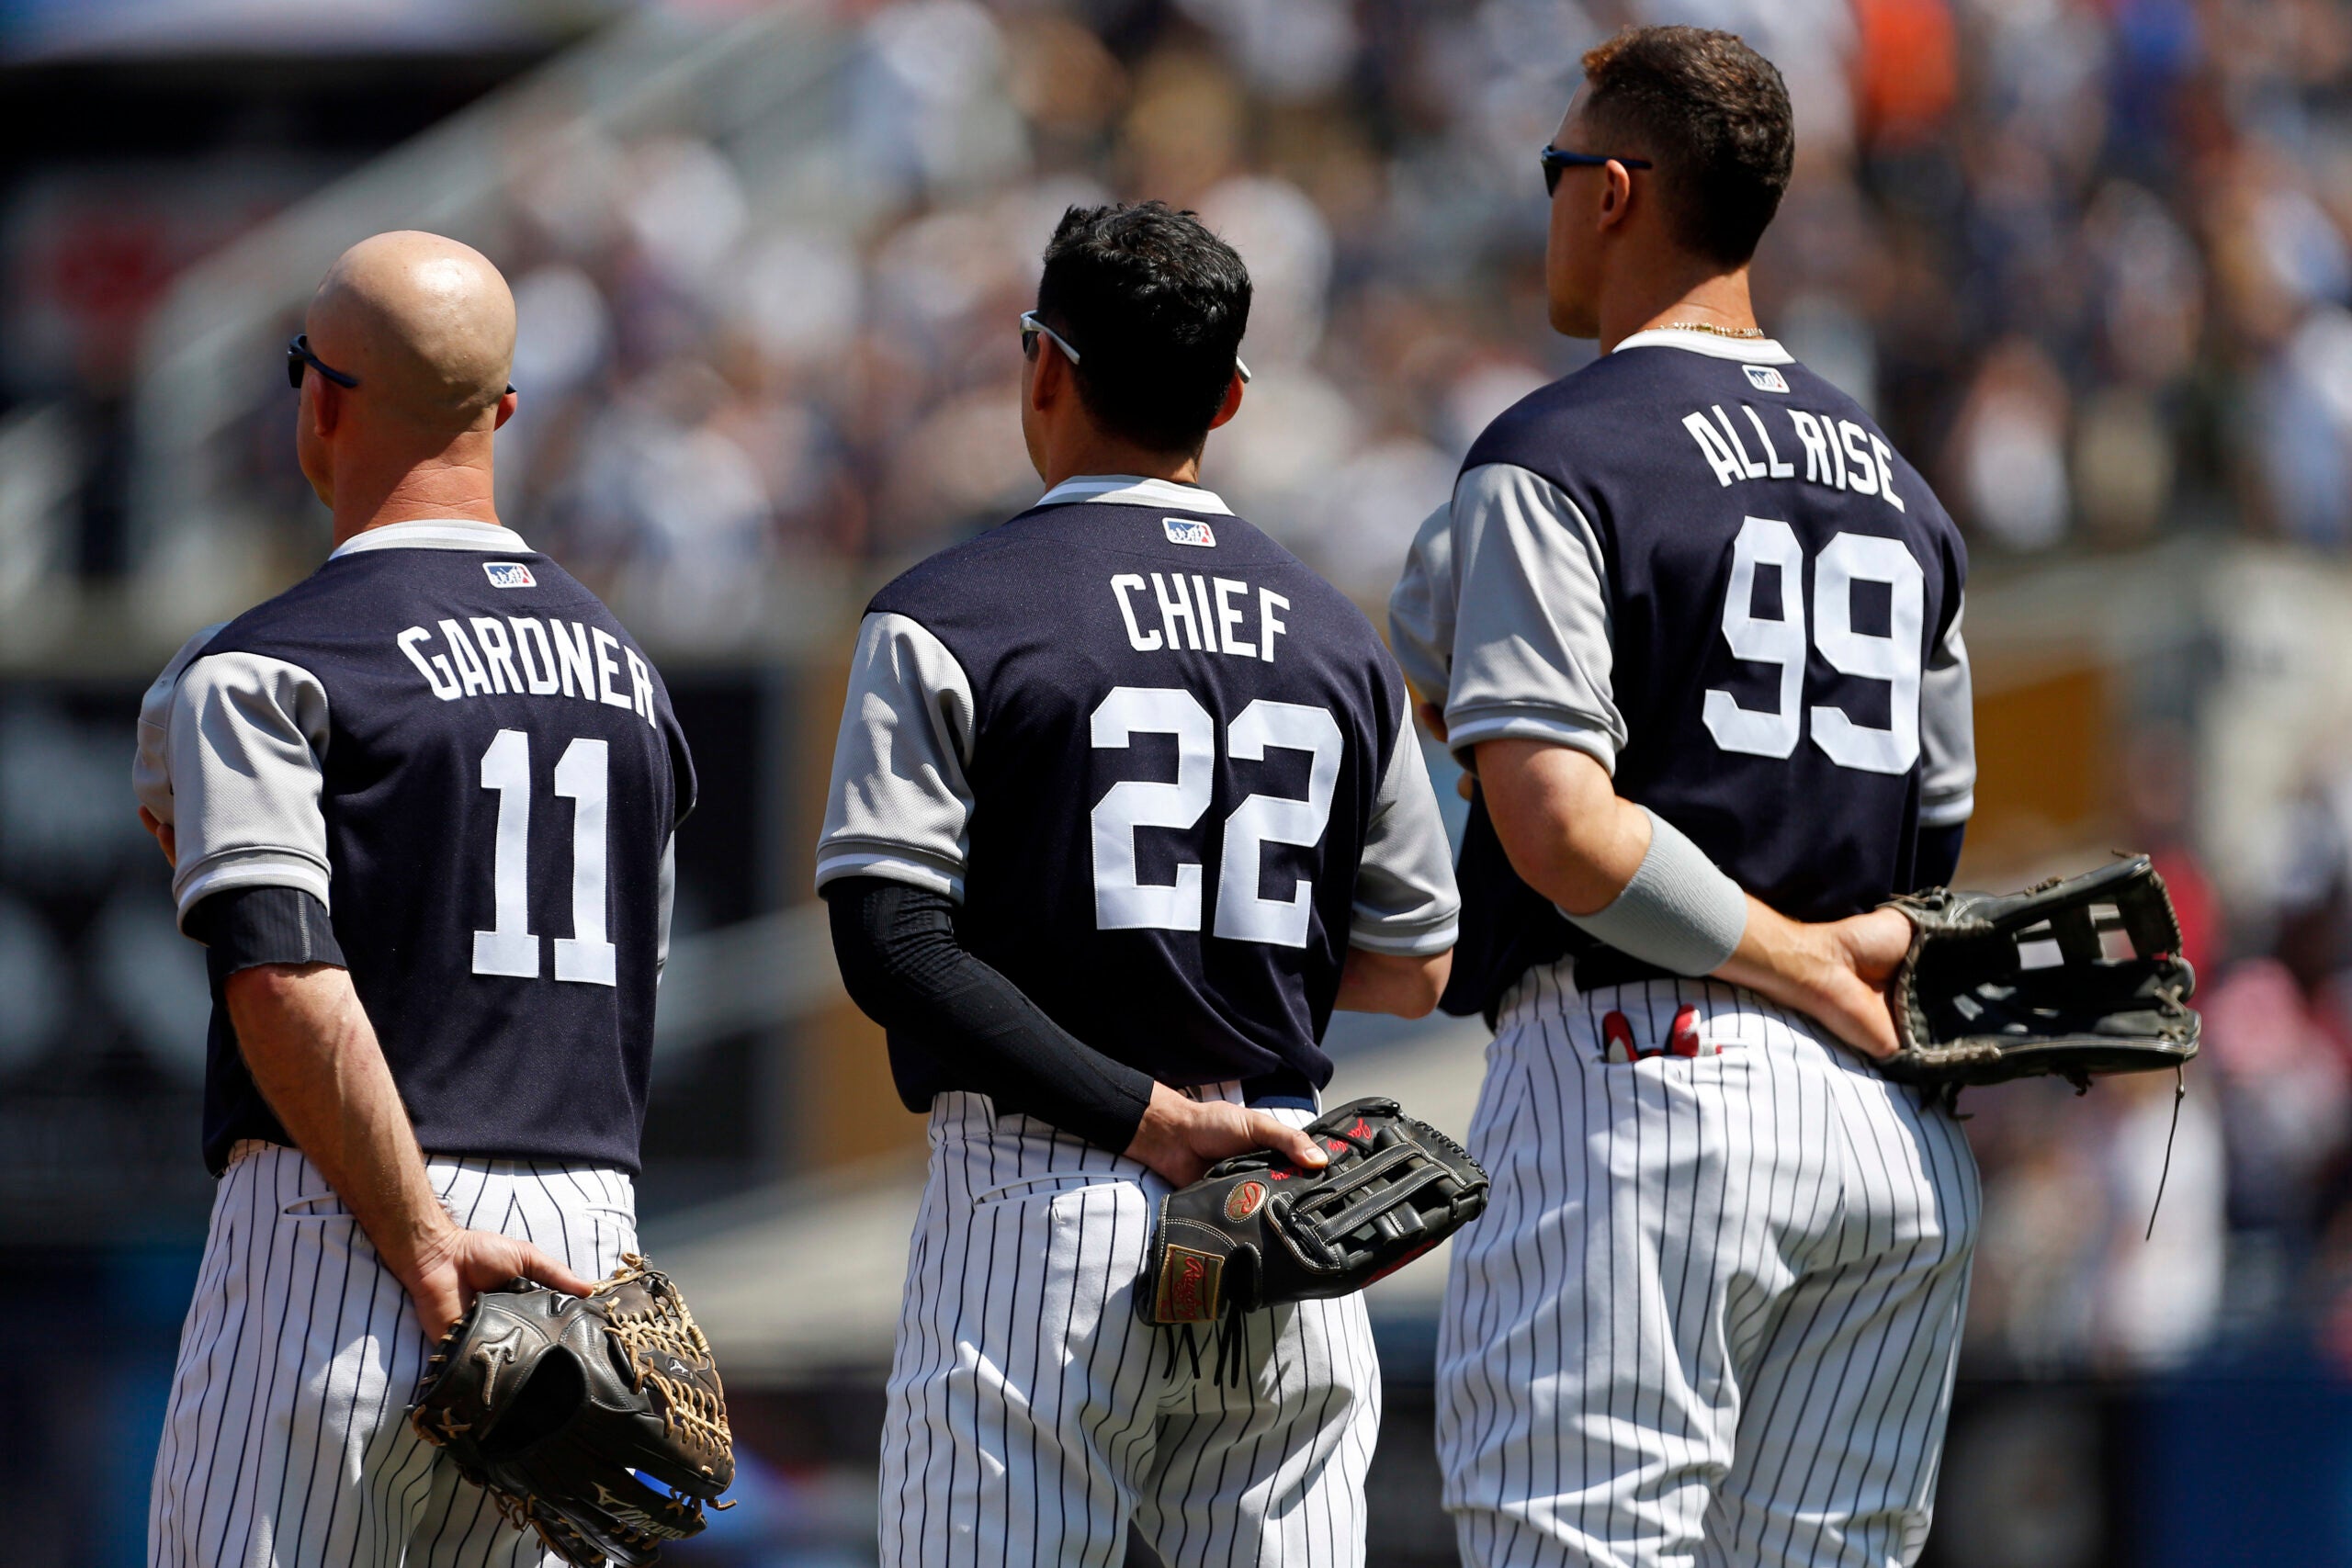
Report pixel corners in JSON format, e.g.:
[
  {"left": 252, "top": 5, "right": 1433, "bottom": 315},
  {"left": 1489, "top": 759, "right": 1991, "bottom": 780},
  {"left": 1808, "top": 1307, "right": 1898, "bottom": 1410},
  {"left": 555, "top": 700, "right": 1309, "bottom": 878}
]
[
  {"left": 1289, "top": 1145, "right": 1450, "bottom": 1251},
  {"left": 603, "top": 1271, "right": 730, "bottom": 1461}
]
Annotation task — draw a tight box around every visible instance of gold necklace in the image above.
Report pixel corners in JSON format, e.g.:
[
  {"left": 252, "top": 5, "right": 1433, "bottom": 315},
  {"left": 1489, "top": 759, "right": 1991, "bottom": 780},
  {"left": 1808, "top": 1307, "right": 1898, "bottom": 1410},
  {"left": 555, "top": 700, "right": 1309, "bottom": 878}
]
[{"left": 1657, "top": 320, "right": 1766, "bottom": 339}]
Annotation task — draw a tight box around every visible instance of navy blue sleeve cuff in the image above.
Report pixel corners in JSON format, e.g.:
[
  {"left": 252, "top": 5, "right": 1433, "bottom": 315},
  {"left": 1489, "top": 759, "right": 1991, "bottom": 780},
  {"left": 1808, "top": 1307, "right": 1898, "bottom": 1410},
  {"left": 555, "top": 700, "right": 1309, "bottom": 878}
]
[
  {"left": 185, "top": 886, "right": 346, "bottom": 975},
  {"left": 1912, "top": 824, "right": 1966, "bottom": 893}
]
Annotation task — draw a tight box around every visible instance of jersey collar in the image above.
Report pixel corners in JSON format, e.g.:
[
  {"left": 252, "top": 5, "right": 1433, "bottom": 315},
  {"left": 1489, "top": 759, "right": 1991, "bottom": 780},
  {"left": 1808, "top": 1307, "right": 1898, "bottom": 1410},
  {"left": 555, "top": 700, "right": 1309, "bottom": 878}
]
[
  {"left": 329, "top": 520, "right": 531, "bottom": 559},
  {"left": 1035, "top": 474, "right": 1235, "bottom": 515},
  {"left": 1610, "top": 327, "right": 1793, "bottom": 365}
]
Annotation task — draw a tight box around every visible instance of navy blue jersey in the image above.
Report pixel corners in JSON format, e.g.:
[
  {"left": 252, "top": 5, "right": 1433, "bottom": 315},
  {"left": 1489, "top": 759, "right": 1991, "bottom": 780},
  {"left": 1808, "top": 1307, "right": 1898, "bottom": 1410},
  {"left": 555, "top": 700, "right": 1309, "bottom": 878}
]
[
  {"left": 818, "top": 477, "right": 1459, "bottom": 1108},
  {"left": 1390, "top": 333, "right": 1973, "bottom": 1017},
  {"left": 136, "top": 525, "right": 695, "bottom": 1174}
]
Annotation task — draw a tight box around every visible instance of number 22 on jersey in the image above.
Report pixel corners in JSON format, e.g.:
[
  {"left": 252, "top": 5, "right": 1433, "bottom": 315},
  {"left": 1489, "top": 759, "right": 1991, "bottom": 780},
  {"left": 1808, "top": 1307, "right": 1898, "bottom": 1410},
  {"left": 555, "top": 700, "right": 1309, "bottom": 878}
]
[
  {"left": 470, "top": 728, "right": 617, "bottom": 986},
  {"left": 1089, "top": 685, "right": 1340, "bottom": 949},
  {"left": 1705, "top": 515, "right": 1925, "bottom": 774}
]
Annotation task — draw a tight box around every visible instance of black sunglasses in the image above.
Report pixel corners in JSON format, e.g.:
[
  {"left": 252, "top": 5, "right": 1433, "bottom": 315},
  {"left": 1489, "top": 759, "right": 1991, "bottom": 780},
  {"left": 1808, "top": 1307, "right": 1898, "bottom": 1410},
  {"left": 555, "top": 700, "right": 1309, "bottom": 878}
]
[
  {"left": 286, "top": 333, "right": 358, "bottom": 389},
  {"left": 287, "top": 333, "right": 516, "bottom": 396},
  {"left": 1541, "top": 144, "right": 1653, "bottom": 198}
]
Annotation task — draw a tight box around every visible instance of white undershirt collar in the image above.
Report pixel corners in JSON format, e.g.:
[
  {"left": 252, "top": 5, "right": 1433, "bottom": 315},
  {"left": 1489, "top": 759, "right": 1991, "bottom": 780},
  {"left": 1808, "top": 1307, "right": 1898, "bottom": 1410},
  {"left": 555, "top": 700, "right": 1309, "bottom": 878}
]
[
  {"left": 329, "top": 519, "right": 529, "bottom": 559},
  {"left": 1610, "top": 327, "right": 1793, "bottom": 365},
  {"left": 1035, "top": 474, "right": 1234, "bottom": 516}
]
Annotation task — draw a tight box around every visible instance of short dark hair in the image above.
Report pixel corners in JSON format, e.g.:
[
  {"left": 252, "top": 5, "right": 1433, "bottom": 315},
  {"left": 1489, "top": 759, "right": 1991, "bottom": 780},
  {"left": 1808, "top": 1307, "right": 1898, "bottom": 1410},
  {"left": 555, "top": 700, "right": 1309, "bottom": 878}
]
[
  {"left": 1034, "top": 202, "right": 1251, "bottom": 456},
  {"left": 1579, "top": 26, "right": 1793, "bottom": 267}
]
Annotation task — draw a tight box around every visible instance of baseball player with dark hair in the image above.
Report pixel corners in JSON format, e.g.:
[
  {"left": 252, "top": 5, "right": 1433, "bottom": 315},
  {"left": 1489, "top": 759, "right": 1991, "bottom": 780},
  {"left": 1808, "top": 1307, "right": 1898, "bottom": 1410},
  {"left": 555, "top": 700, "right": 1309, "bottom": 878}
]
[
  {"left": 819, "top": 201, "right": 1461, "bottom": 1566},
  {"left": 136, "top": 231, "right": 695, "bottom": 1566},
  {"left": 1393, "top": 28, "right": 1979, "bottom": 1566}
]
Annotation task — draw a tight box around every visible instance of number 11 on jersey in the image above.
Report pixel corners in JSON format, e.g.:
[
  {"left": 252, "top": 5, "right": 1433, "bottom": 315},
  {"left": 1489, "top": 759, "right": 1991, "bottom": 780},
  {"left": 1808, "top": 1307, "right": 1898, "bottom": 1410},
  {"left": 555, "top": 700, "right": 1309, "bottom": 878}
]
[{"left": 471, "top": 728, "right": 617, "bottom": 986}]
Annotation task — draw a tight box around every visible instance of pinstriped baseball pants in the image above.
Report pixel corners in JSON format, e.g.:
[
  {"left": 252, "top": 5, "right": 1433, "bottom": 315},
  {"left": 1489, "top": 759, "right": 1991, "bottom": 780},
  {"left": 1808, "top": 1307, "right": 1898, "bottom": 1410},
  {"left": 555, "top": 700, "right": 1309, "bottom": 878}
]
[
  {"left": 1436, "top": 964, "right": 1980, "bottom": 1568},
  {"left": 147, "top": 1145, "right": 638, "bottom": 1568},
  {"left": 879, "top": 1087, "right": 1382, "bottom": 1568}
]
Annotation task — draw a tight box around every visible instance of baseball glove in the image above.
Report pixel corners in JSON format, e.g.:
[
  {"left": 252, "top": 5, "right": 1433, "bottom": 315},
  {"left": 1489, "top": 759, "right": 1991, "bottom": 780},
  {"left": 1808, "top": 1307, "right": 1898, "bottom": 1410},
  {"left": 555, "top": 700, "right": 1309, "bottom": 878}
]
[
  {"left": 409, "top": 1254, "right": 732, "bottom": 1568},
  {"left": 1137, "top": 1097, "right": 1488, "bottom": 1331},
  {"left": 1881, "top": 854, "right": 2199, "bottom": 1092}
]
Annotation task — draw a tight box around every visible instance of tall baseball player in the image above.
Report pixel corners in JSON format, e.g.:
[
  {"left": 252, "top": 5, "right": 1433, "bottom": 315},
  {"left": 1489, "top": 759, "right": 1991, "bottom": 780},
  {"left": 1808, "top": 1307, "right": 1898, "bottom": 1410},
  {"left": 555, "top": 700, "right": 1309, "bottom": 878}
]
[
  {"left": 818, "top": 201, "right": 1461, "bottom": 1566},
  {"left": 1392, "top": 28, "right": 1979, "bottom": 1567},
  {"left": 136, "top": 231, "right": 695, "bottom": 1567}
]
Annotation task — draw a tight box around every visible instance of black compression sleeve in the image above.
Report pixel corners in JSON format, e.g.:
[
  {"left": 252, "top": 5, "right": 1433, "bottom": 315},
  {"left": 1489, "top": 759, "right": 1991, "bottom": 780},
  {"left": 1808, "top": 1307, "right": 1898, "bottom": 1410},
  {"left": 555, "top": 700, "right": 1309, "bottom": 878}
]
[
  {"left": 185, "top": 886, "right": 346, "bottom": 974},
  {"left": 824, "top": 876, "right": 1156, "bottom": 1154}
]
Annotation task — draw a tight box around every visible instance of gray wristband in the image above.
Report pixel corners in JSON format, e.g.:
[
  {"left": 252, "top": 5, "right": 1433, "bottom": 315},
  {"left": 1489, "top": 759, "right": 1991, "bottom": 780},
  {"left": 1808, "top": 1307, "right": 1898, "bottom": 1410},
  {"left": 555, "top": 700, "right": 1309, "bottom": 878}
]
[{"left": 1562, "top": 807, "right": 1747, "bottom": 976}]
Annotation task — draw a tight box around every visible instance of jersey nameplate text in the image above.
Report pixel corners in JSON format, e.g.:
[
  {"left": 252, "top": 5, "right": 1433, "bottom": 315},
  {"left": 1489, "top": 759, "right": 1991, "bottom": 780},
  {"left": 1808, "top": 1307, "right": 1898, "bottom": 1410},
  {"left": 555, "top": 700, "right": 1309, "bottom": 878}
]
[
  {"left": 1108, "top": 572, "right": 1289, "bottom": 662},
  {"left": 396, "top": 615, "right": 661, "bottom": 728},
  {"left": 1682, "top": 400, "right": 1907, "bottom": 513}
]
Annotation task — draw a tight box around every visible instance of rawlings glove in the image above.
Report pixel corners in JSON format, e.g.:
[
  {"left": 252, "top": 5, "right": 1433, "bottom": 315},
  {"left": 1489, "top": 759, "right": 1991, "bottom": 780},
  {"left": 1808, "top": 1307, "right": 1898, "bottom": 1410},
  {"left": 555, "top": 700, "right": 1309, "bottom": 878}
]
[
  {"left": 409, "top": 1254, "right": 732, "bottom": 1568},
  {"left": 1881, "top": 854, "right": 2199, "bottom": 1092},
  {"left": 1138, "top": 1097, "right": 1488, "bottom": 1330}
]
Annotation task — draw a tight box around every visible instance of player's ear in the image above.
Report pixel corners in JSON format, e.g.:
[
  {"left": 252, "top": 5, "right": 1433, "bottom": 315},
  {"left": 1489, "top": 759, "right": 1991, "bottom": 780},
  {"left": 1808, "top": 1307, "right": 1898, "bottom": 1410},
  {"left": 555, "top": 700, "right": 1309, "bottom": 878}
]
[
  {"left": 1597, "top": 159, "right": 1635, "bottom": 231},
  {"left": 1205, "top": 371, "right": 1245, "bottom": 432},
  {"left": 1025, "top": 344, "right": 1058, "bottom": 412},
  {"left": 492, "top": 388, "right": 518, "bottom": 431},
  {"left": 310, "top": 377, "right": 344, "bottom": 439}
]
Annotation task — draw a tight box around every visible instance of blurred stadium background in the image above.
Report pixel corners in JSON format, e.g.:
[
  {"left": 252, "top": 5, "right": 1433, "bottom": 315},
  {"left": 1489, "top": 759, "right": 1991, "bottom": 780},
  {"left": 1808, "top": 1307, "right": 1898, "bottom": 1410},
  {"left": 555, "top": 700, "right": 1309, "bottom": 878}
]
[{"left": 5, "top": 0, "right": 2352, "bottom": 1562}]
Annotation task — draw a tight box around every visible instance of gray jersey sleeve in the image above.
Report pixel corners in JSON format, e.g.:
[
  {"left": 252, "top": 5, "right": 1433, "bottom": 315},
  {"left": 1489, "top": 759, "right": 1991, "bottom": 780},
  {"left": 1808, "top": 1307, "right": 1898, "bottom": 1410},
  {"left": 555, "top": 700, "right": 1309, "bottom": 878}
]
[
  {"left": 1918, "top": 598, "right": 1975, "bottom": 828},
  {"left": 1441, "top": 462, "right": 1626, "bottom": 772},
  {"left": 1387, "top": 500, "right": 1456, "bottom": 710},
  {"left": 139, "top": 647, "right": 335, "bottom": 926},
  {"left": 133, "top": 622, "right": 226, "bottom": 829},
  {"left": 1350, "top": 708, "right": 1461, "bottom": 954},
  {"left": 816, "top": 610, "right": 979, "bottom": 900}
]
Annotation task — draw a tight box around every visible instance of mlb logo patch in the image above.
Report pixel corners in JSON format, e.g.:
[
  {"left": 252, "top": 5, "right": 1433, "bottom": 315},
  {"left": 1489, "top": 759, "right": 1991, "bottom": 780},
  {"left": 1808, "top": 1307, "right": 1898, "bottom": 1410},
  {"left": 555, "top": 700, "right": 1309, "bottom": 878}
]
[
  {"left": 483, "top": 561, "right": 537, "bottom": 589},
  {"left": 1163, "top": 517, "right": 1216, "bottom": 547},
  {"left": 1742, "top": 365, "right": 1790, "bottom": 394}
]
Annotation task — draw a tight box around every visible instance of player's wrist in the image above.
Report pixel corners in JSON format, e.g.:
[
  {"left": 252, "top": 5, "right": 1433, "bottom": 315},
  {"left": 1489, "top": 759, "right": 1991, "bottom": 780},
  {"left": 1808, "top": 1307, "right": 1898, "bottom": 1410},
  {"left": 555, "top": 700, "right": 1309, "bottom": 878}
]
[
  {"left": 1123, "top": 1082, "right": 1192, "bottom": 1165},
  {"left": 379, "top": 1209, "right": 460, "bottom": 1285},
  {"left": 1716, "top": 901, "right": 1839, "bottom": 1009}
]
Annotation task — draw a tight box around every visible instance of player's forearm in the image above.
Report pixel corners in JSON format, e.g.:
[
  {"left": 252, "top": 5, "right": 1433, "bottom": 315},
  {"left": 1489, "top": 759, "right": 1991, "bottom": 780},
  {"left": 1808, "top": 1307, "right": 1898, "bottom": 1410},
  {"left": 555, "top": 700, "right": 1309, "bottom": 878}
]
[
  {"left": 224, "top": 964, "right": 453, "bottom": 1280},
  {"left": 1475, "top": 738, "right": 1656, "bottom": 915},
  {"left": 825, "top": 876, "right": 1157, "bottom": 1152},
  {"left": 1335, "top": 946, "right": 1450, "bottom": 1017}
]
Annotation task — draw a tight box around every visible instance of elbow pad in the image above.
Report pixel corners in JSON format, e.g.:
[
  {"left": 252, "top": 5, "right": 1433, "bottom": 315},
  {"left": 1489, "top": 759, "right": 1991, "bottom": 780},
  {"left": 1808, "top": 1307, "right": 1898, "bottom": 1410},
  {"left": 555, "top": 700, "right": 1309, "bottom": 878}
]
[{"left": 1563, "top": 808, "right": 1747, "bottom": 976}]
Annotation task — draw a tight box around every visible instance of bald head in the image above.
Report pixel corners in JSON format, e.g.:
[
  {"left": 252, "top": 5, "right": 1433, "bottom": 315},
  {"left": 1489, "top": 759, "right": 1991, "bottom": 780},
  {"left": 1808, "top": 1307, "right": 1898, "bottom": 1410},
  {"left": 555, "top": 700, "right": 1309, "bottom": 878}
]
[{"left": 307, "top": 231, "right": 515, "bottom": 435}]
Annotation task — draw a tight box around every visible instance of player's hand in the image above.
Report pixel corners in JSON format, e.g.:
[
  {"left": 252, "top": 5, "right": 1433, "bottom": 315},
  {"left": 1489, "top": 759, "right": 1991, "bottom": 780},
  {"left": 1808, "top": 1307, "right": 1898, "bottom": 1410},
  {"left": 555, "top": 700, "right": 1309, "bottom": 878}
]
[
  {"left": 398, "top": 1224, "right": 594, "bottom": 1342},
  {"left": 1718, "top": 902, "right": 1913, "bottom": 1061},
  {"left": 139, "top": 807, "right": 177, "bottom": 868},
  {"left": 1792, "top": 907, "right": 1914, "bottom": 1061},
  {"left": 1125, "top": 1082, "right": 1331, "bottom": 1188}
]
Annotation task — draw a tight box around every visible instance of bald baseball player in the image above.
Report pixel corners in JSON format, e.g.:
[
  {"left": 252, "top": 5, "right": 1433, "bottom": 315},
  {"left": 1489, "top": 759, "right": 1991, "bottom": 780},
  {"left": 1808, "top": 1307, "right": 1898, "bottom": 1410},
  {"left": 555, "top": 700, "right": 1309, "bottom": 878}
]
[{"left": 137, "top": 231, "right": 695, "bottom": 1567}]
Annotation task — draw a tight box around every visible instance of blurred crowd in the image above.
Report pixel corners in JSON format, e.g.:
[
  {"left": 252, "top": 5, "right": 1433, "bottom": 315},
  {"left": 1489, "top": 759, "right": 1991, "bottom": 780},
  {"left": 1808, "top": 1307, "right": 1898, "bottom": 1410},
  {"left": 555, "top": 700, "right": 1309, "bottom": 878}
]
[{"left": 334, "top": 0, "right": 2352, "bottom": 649}]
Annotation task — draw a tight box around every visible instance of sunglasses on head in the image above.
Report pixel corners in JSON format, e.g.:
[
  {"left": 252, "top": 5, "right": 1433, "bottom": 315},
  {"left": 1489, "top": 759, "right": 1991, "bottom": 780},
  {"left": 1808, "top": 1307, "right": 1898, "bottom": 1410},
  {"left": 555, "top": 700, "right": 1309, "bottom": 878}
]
[
  {"left": 286, "top": 333, "right": 358, "bottom": 389},
  {"left": 287, "top": 333, "right": 517, "bottom": 395},
  {"left": 1019, "top": 310, "right": 1252, "bottom": 384},
  {"left": 1540, "top": 144, "right": 1653, "bottom": 198}
]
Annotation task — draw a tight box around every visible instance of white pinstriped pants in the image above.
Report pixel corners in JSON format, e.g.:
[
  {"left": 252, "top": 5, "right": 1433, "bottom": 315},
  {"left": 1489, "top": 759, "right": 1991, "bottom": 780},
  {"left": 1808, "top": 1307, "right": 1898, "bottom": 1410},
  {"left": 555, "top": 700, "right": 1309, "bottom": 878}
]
[
  {"left": 147, "top": 1144, "right": 638, "bottom": 1568},
  {"left": 1437, "top": 964, "right": 1981, "bottom": 1568},
  {"left": 880, "top": 1087, "right": 1382, "bottom": 1568}
]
